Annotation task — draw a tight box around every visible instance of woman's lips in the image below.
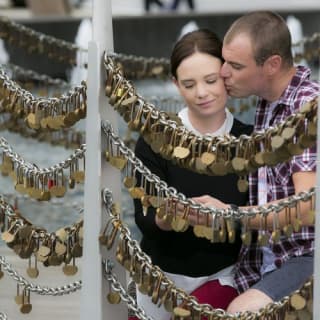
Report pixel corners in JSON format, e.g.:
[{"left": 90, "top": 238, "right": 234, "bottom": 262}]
[{"left": 197, "top": 100, "right": 214, "bottom": 107}]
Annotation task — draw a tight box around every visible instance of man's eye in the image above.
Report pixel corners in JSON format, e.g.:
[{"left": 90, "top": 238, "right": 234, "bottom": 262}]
[{"left": 231, "top": 64, "right": 243, "bottom": 70}]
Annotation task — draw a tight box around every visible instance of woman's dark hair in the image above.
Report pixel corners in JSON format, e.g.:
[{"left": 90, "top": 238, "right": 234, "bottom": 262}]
[{"left": 170, "top": 29, "right": 223, "bottom": 79}]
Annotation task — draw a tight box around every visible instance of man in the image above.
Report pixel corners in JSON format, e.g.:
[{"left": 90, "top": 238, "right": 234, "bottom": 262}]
[{"left": 193, "top": 11, "right": 319, "bottom": 313}]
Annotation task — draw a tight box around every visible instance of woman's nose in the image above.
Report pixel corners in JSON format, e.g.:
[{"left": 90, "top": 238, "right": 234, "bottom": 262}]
[{"left": 196, "top": 84, "right": 208, "bottom": 98}]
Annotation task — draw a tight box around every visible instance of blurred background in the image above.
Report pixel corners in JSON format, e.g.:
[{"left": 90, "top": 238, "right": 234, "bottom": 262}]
[
  {"left": 0, "top": 1, "right": 319, "bottom": 318},
  {"left": 0, "top": 0, "right": 319, "bottom": 253}
]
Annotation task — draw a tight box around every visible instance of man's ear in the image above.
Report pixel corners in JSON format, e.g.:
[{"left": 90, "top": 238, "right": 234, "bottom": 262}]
[{"left": 264, "top": 55, "right": 282, "bottom": 75}]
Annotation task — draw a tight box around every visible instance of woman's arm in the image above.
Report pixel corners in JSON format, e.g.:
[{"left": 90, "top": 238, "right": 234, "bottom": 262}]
[{"left": 134, "top": 136, "right": 173, "bottom": 239}]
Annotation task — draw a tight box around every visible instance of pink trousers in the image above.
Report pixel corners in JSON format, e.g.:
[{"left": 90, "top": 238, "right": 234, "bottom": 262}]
[{"left": 128, "top": 279, "right": 238, "bottom": 319}]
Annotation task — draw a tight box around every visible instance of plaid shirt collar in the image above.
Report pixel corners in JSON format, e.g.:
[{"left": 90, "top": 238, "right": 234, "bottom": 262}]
[
  {"left": 256, "top": 65, "right": 312, "bottom": 111},
  {"left": 277, "top": 65, "right": 311, "bottom": 106}
]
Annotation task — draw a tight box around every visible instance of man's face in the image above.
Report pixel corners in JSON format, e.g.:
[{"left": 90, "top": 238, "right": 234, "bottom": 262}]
[{"left": 220, "top": 33, "right": 266, "bottom": 98}]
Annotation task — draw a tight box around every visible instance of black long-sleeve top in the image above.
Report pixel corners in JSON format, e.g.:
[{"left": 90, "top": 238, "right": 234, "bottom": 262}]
[{"left": 134, "top": 118, "right": 253, "bottom": 277}]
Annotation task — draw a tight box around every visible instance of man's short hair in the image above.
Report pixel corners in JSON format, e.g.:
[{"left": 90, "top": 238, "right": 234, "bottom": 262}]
[{"left": 224, "top": 11, "right": 293, "bottom": 67}]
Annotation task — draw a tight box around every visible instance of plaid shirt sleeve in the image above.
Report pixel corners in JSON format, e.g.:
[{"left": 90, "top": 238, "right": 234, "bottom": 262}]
[{"left": 234, "top": 236, "right": 263, "bottom": 292}]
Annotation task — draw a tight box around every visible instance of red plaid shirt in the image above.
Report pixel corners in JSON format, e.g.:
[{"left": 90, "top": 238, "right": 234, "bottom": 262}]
[{"left": 235, "top": 66, "right": 319, "bottom": 292}]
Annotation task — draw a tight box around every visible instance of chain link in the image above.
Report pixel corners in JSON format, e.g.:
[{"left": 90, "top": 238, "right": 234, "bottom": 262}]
[
  {"left": 0, "top": 256, "right": 82, "bottom": 296},
  {"left": 0, "top": 137, "right": 86, "bottom": 175},
  {"left": 1, "top": 192, "right": 83, "bottom": 214},
  {"left": 0, "top": 16, "right": 79, "bottom": 66},
  {"left": 0, "top": 312, "right": 8, "bottom": 320},
  {"left": 0, "top": 193, "right": 83, "bottom": 226},
  {"left": 1, "top": 63, "right": 71, "bottom": 90},
  {"left": 0, "top": 68, "right": 86, "bottom": 119},
  {"left": 103, "top": 259, "right": 156, "bottom": 320}
]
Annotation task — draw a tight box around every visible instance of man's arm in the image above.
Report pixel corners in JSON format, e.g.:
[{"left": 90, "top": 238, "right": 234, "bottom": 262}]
[{"left": 189, "top": 171, "right": 315, "bottom": 230}]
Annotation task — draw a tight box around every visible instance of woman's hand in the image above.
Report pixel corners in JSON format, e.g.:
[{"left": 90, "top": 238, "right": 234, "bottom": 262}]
[
  {"left": 155, "top": 214, "right": 173, "bottom": 231},
  {"left": 186, "top": 195, "right": 230, "bottom": 226}
]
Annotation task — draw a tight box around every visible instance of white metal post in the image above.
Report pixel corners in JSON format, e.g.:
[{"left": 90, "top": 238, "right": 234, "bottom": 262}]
[{"left": 80, "top": 0, "right": 127, "bottom": 319}]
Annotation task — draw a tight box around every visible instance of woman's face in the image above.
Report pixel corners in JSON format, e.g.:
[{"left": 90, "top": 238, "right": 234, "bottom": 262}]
[{"left": 174, "top": 52, "right": 228, "bottom": 120}]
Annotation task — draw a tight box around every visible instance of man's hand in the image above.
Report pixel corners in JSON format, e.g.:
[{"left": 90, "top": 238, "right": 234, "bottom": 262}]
[
  {"left": 181, "top": 195, "right": 230, "bottom": 226},
  {"left": 192, "top": 195, "right": 230, "bottom": 209}
]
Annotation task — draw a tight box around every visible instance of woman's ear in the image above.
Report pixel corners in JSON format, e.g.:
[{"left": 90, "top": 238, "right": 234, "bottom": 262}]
[{"left": 172, "top": 76, "right": 179, "bottom": 88}]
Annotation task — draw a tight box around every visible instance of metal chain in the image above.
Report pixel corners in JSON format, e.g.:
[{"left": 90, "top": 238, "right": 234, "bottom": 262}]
[
  {"left": 1, "top": 63, "right": 71, "bottom": 89},
  {"left": 0, "top": 68, "right": 86, "bottom": 116},
  {"left": 0, "top": 256, "right": 82, "bottom": 296},
  {"left": 0, "top": 114, "right": 85, "bottom": 150},
  {"left": 1, "top": 64, "right": 182, "bottom": 115},
  {"left": 1, "top": 192, "right": 83, "bottom": 214},
  {"left": 0, "top": 312, "right": 8, "bottom": 320},
  {"left": 0, "top": 195, "right": 19, "bottom": 218},
  {"left": 113, "top": 35, "right": 320, "bottom": 78},
  {"left": 0, "top": 16, "right": 80, "bottom": 66},
  {"left": 103, "top": 53, "right": 318, "bottom": 185},
  {"left": 0, "top": 62, "right": 179, "bottom": 112},
  {"left": 102, "top": 188, "right": 303, "bottom": 320},
  {"left": 0, "top": 193, "right": 83, "bottom": 218},
  {"left": 112, "top": 52, "right": 170, "bottom": 79},
  {"left": 114, "top": 52, "right": 169, "bottom": 70},
  {"left": 102, "top": 121, "right": 315, "bottom": 219},
  {"left": 0, "top": 196, "right": 83, "bottom": 253},
  {"left": 0, "top": 137, "right": 86, "bottom": 175},
  {"left": 104, "top": 53, "right": 318, "bottom": 150},
  {"left": 103, "top": 259, "right": 156, "bottom": 320}
]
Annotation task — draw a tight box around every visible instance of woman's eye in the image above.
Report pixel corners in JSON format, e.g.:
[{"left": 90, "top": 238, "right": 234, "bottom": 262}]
[{"left": 207, "top": 79, "right": 217, "bottom": 84}]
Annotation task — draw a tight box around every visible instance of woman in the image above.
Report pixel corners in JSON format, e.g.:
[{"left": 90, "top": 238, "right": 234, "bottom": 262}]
[{"left": 132, "top": 29, "right": 253, "bottom": 319}]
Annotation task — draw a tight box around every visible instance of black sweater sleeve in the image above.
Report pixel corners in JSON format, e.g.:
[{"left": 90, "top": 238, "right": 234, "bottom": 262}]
[{"left": 133, "top": 136, "right": 172, "bottom": 240}]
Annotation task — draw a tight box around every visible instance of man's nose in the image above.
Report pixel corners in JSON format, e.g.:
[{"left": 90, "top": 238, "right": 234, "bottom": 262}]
[{"left": 220, "top": 62, "right": 231, "bottom": 78}]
